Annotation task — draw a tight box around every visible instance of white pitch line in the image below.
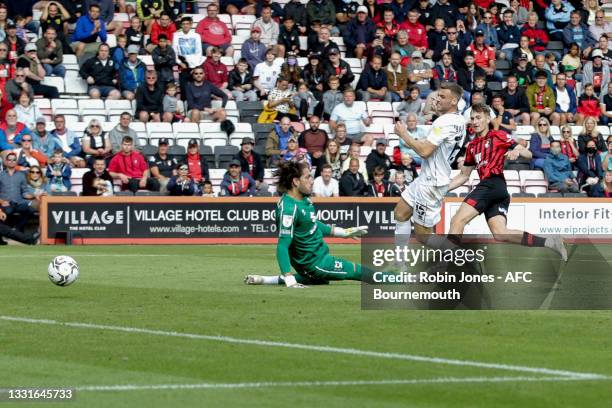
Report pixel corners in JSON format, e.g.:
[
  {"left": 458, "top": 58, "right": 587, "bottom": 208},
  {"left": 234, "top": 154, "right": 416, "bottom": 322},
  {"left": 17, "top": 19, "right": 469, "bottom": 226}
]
[
  {"left": 73, "top": 375, "right": 611, "bottom": 393},
  {"left": 0, "top": 316, "right": 605, "bottom": 380}
]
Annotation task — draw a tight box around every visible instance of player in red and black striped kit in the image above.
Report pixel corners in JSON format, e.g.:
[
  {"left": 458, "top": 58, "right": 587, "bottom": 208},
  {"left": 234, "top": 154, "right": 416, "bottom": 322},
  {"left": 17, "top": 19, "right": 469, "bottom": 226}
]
[{"left": 447, "top": 103, "right": 567, "bottom": 260}]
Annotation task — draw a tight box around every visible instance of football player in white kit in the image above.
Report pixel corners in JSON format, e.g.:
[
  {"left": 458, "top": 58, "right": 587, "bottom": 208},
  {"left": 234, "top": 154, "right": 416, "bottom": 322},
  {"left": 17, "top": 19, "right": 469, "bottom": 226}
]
[{"left": 393, "top": 82, "right": 466, "bottom": 241}]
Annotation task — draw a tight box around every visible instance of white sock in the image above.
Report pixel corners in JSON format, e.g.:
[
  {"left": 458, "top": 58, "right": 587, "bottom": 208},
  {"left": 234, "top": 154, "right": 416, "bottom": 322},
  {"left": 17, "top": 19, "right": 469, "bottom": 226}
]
[
  {"left": 395, "top": 219, "right": 412, "bottom": 249},
  {"left": 262, "top": 275, "right": 280, "bottom": 285}
]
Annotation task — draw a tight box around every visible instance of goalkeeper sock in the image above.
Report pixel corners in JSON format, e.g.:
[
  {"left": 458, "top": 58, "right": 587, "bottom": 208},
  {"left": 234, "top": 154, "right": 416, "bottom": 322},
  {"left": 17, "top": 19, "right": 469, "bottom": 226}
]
[{"left": 262, "top": 276, "right": 280, "bottom": 285}]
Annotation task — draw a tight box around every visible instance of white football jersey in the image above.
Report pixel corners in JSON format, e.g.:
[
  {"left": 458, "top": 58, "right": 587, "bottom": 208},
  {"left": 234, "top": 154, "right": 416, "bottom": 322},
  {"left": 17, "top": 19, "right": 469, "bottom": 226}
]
[{"left": 419, "top": 112, "right": 466, "bottom": 187}]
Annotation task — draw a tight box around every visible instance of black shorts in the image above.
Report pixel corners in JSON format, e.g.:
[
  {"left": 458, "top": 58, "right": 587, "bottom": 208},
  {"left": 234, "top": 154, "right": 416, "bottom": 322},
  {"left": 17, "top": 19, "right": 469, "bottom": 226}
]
[{"left": 464, "top": 176, "right": 510, "bottom": 220}]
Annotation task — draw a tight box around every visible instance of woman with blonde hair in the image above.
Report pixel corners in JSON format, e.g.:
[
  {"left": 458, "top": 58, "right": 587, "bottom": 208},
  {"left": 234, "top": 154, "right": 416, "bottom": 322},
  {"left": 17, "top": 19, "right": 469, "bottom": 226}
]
[
  {"left": 82, "top": 119, "right": 112, "bottom": 167},
  {"left": 322, "top": 139, "right": 342, "bottom": 180},
  {"left": 559, "top": 125, "right": 579, "bottom": 164},
  {"left": 529, "top": 116, "right": 554, "bottom": 169},
  {"left": 578, "top": 116, "right": 606, "bottom": 154},
  {"left": 26, "top": 165, "right": 48, "bottom": 210}
]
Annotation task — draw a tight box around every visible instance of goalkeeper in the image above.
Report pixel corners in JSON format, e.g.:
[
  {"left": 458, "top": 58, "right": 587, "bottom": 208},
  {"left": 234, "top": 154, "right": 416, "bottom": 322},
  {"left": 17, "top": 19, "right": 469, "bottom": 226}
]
[{"left": 245, "top": 161, "right": 369, "bottom": 288}]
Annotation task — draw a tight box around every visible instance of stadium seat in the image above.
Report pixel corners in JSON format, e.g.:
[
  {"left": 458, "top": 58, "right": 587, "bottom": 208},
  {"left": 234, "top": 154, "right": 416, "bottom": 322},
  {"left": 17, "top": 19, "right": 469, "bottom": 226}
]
[
  {"left": 173, "top": 122, "right": 201, "bottom": 145},
  {"left": 512, "top": 193, "right": 536, "bottom": 197},
  {"left": 168, "top": 145, "right": 186, "bottom": 156},
  {"left": 141, "top": 145, "right": 158, "bottom": 158},
  {"left": 200, "top": 145, "right": 215, "bottom": 163},
  {"left": 538, "top": 192, "right": 562, "bottom": 197},
  {"left": 42, "top": 76, "right": 64, "bottom": 93}
]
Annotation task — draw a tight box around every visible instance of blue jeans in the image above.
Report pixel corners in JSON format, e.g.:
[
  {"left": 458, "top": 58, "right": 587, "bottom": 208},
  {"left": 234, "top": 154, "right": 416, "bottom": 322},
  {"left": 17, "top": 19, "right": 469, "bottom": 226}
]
[{"left": 43, "top": 64, "right": 66, "bottom": 77}]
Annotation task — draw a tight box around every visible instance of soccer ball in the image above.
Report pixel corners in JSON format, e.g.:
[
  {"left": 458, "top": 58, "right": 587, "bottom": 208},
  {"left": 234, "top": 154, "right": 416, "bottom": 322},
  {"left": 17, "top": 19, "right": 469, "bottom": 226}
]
[{"left": 48, "top": 256, "right": 79, "bottom": 286}]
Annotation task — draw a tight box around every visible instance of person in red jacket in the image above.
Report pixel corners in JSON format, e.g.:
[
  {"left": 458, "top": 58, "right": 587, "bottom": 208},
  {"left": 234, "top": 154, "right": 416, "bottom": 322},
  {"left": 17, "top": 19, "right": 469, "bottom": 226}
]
[
  {"left": 146, "top": 12, "right": 176, "bottom": 53},
  {"left": 196, "top": 3, "right": 233, "bottom": 57},
  {"left": 520, "top": 12, "right": 548, "bottom": 53},
  {"left": 575, "top": 83, "right": 601, "bottom": 124},
  {"left": 202, "top": 47, "right": 231, "bottom": 98},
  {"left": 108, "top": 136, "right": 160, "bottom": 192},
  {"left": 399, "top": 9, "right": 428, "bottom": 56}
]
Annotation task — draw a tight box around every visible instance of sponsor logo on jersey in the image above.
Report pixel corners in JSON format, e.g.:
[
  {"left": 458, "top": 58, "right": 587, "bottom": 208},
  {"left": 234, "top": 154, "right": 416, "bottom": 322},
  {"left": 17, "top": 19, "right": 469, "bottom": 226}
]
[{"left": 282, "top": 215, "right": 293, "bottom": 228}]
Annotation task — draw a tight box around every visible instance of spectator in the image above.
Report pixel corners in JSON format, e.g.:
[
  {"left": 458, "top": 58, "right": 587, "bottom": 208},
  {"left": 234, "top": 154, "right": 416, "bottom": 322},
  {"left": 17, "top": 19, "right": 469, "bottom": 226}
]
[
  {"left": 309, "top": 26, "right": 339, "bottom": 59},
  {"left": 0, "top": 205, "right": 38, "bottom": 244},
  {"left": 241, "top": 27, "right": 267, "bottom": 72},
  {"left": 279, "top": 52, "right": 302, "bottom": 88},
  {"left": 203, "top": 46, "right": 231, "bottom": 98},
  {"left": 135, "top": 0, "right": 163, "bottom": 32},
  {"left": 267, "top": 76, "right": 298, "bottom": 121},
  {"left": 468, "top": 28, "right": 502, "bottom": 82},
  {"left": 430, "top": 0, "right": 459, "bottom": 28},
  {"left": 148, "top": 138, "right": 178, "bottom": 193},
  {"left": 25, "top": 165, "right": 48, "bottom": 208},
  {"left": 253, "top": 6, "right": 279, "bottom": 50},
  {"left": 396, "top": 86, "right": 423, "bottom": 121},
  {"left": 265, "top": 116, "right": 298, "bottom": 165},
  {"left": 72, "top": 4, "right": 107, "bottom": 57},
  {"left": 13, "top": 92, "right": 41, "bottom": 129},
  {"left": 253, "top": 48, "right": 282, "bottom": 97},
  {"left": 559, "top": 125, "right": 579, "bottom": 165},
  {"left": 339, "top": 158, "right": 367, "bottom": 196},
  {"left": 323, "top": 48, "right": 354, "bottom": 91},
  {"left": 365, "top": 138, "right": 391, "bottom": 180},
  {"left": 563, "top": 10, "right": 595, "bottom": 57},
  {"left": 196, "top": 3, "right": 233, "bottom": 57},
  {"left": 333, "top": 122, "right": 352, "bottom": 148},
  {"left": 527, "top": 70, "right": 559, "bottom": 126},
  {"left": 432, "top": 51, "right": 458, "bottom": 90},
  {"left": 578, "top": 116, "right": 606, "bottom": 154},
  {"left": 592, "top": 35, "right": 612, "bottom": 66},
  {"left": 553, "top": 72, "right": 577, "bottom": 125},
  {"left": 185, "top": 67, "right": 228, "bottom": 123},
  {"left": 220, "top": 0, "right": 253, "bottom": 15},
  {"left": 124, "top": 16, "right": 144, "bottom": 49},
  {"left": 108, "top": 136, "right": 160, "bottom": 192},
  {"left": 234, "top": 136, "right": 267, "bottom": 194},
  {"left": 0, "top": 152, "right": 36, "bottom": 230},
  {"left": 366, "top": 26, "right": 392, "bottom": 66},
  {"left": 497, "top": 9, "right": 521, "bottom": 61},
  {"left": 299, "top": 116, "right": 327, "bottom": 170},
  {"left": 521, "top": 12, "right": 549, "bottom": 53},
  {"left": 3, "top": 21, "right": 25, "bottom": 57},
  {"left": 589, "top": 10, "right": 612, "bottom": 45},
  {"left": 329, "top": 88, "right": 372, "bottom": 145},
  {"left": 228, "top": 58, "right": 257, "bottom": 102},
  {"left": 201, "top": 180, "right": 216, "bottom": 197},
  {"left": 458, "top": 52, "right": 485, "bottom": 97},
  {"left": 220, "top": 159, "right": 256, "bottom": 196},
  {"left": 322, "top": 75, "right": 343, "bottom": 121},
  {"left": 384, "top": 52, "right": 408, "bottom": 102},
  {"left": 302, "top": 52, "right": 325, "bottom": 99},
  {"left": 173, "top": 16, "right": 204, "bottom": 90},
  {"left": 81, "top": 119, "right": 112, "bottom": 167},
  {"left": 31, "top": 117, "right": 59, "bottom": 157},
  {"left": 84, "top": 0, "right": 122, "bottom": 34},
  {"left": 321, "top": 139, "right": 342, "bottom": 179},
  {"left": 396, "top": 112, "right": 424, "bottom": 165},
  {"left": 344, "top": 6, "right": 376, "bottom": 59},
  {"left": 392, "top": 153, "right": 418, "bottom": 184},
  {"left": 357, "top": 55, "right": 390, "bottom": 102},
  {"left": 0, "top": 109, "right": 32, "bottom": 151},
  {"left": 543, "top": 140, "right": 580, "bottom": 192},
  {"left": 529, "top": 117, "right": 554, "bottom": 169},
  {"left": 45, "top": 149, "right": 71, "bottom": 192},
  {"left": 109, "top": 112, "right": 140, "bottom": 154},
  {"left": 14, "top": 134, "right": 47, "bottom": 169},
  {"left": 364, "top": 0, "right": 383, "bottom": 24},
  {"left": 39, "top": 2, "right": 72, "bottom": 54},
  {"left": 135, "top": 70, "right": 165, "bottom": 123},
  {"left": 575, "top": 83, "right": 602, "bottom": 124},
  {"left": 401, "top": 9, "right": 428, "bottom": 55},
  {"left": 545, "top": 0, "right": 574, "bottom": 42},
  {"left": 112, "top": 34, "right": 129, "bottom": 66},
  {"left": 17, "top": 43, "right": 60, "bottom": 100},
  {"left": 48, "top": 114, "right": 84, "bottom": 168},
  {"left": 601, "top": 135, "right": 612, "bottom": 171},
  {"left": 513, "top": 36, "right": 535, "bottom": 67},
  {"left": 312, "top": 163, "right": 339, "bottom": 197},
  {"left": 306, "top": 0, "right": 337, "bottom": 34},
  {"left": 282, "top": 136, "right": 311, "bottom": 166},
  {"left": 583, "top": 50, "right": 610, "bottom": 98},
  {"left": 162, "top": 82, "right": 184, "bottom": 122},
  {"left": 80, "top": 43, "right": 120, "bottom": 100},
  {"left": 392, "top": 29, "right": 417, "bottom": 66},
  {"left": 502, "top": 74, "right": 531, "bottom": 125},
  {"left": 35, "top": 27, "right": 65, "bottom": 78},
  {"left": 561, "top": 42, "right": 582, "bottom": 74},
  {"left": 277, "top": 15, "right": 300, "bottom": 59},
  {"left": 184, "top": 138, "right": 210, "bottom": 189},
  {"left": 119, "top": 45, "right": 146, "bottom": 101},
  {"left": 341, "top": 143, "right": 368, "bottom": 181},
  {"left": 148, "top": 12, "right": 176, "bottom": 53},
  {"left": 82, "top": 156, "right": 114, "bottom": 196},
  {"left": 292, "top": 81, "right": 317, "bottom": 120},
  {"left": 477, "top": 10, "right": 500, "bottom": 48},
  {"left": 366, "top": 165, "right": 399, "bottom": 197},
  {"left": 489, "top": 95, "right": 516, "bottom": 133},
  {"left": 256, "top": 0, "right": 283, "bottom": 20},
  {"left": 167, "top": 163, "right": 197, "bottom": 196},
  {"left": 151, "top": 33, "right": 176, "bottom": 84},
  {"left": 577, "top": 139, "right": 604, "bottom": 196}
]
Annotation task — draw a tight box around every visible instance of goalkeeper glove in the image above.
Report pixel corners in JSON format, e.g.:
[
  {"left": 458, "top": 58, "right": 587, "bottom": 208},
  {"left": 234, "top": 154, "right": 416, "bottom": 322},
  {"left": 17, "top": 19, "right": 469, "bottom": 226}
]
[
  {"left": 284, "top": 274, "right": 308, "bottom": 288},
  {"left": 332, "top": 225, "right": 369, "bottom": 240}
]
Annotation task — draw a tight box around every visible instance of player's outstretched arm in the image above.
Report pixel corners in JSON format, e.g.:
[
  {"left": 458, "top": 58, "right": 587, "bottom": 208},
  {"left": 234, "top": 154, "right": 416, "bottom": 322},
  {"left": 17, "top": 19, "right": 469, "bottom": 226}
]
[
  {"left": 506, "top": 144, "right": 532, "bottom": 161},
  {"left": 394, "top": 121, "right": 437, "bottom": 158},
  {"left": 448, "top": 164, "right": 473, "bottom": 191},
  {"left": 330, "top": 225, "right": 369, "bottom": 240}
]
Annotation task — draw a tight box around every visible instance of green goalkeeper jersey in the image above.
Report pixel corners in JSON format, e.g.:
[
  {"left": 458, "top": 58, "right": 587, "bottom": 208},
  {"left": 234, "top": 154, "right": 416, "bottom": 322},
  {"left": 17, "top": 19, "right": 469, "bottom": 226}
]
[{"left": 276, "top": 193, "right": 332, "bottom": 274}]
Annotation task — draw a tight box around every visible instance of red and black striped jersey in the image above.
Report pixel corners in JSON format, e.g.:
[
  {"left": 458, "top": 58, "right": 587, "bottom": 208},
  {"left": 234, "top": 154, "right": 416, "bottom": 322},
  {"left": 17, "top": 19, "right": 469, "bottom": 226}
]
[{"left": 464, "top": 130, "right": 516, "bottom": 181}]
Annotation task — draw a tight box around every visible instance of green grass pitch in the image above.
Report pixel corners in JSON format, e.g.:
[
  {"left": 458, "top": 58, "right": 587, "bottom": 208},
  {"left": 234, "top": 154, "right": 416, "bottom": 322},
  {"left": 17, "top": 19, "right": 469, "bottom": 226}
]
[{"left": 1, "top": 244, "right": 611, "bottom": 407}]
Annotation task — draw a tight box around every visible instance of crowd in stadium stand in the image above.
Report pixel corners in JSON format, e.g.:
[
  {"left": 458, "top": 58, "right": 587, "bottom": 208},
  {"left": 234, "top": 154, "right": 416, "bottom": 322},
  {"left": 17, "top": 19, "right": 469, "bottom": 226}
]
[{"left": 2, "top": 0, "right": 612, "bottom": 241}]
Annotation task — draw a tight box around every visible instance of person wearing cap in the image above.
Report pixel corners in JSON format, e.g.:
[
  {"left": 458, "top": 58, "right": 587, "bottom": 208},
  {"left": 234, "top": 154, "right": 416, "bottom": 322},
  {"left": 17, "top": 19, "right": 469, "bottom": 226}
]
[
  {"left": 322, "top": 47, "right": 354, "bottom": 90},
  {"left": 82, "top": 156, "right": 114, "bottom": 196},
  {"left": 526, "top": 70, "right": 560, "bottom": 126},
  {"left": 149, "top": 138, "right": 179, "bottom": 193},
  {"left": 71, "top": 4, "right": 108, "bottom": 57},
  {"left": 184, "top": 138, "right": 210, "bottom": 190},
  {"left": 282, "top": 135, "right": 312, "bottom": 167},
  {"left": 406, "top": 50, "right": 433, "bottom": 98},
  {"left": 196, "top": 3, "right": 233, "bottom": 58},
  {"left": 108, "top": 135, "right": 160, "bottom": 193},
  {"left": 343, "top": 5, "right": 376, "bottom": 59},
  {"left": 277, "top": 16, "right": 301, "bottom": 59},
  {"left": 228, "top": 58, "right": 257, "bottom": 102},
  {"left": 15, "top": 43, "right": 60, "bottom": 100},
  {"left": 509, "top": 52, "right": 532, "bottom": 89},
  {"left": 167, "top": 163, "right": 197, "bottom": 196},
  {"left": 467, "top": 28, "right": 502, "bottom": 82},
  {"left": 252, "top": 6, "right": 279, "bottom": 50},
  {"left": 79, "top": 43, "right": 120, "bottom": 100},
  {"left": 3, "top": 21, "right": 25, "bottom": 57},
  {"left": 429, "top": 0, "right": 459, "bottom": 28},
  {"left": 233, "top": 136, "right": 267, "bottom": 193},
  {"left": 583, "top": 48, "right": 611, "bottom": 98},
  {"left": 35, "top": 26, "right": 65, "bottom": 79},
  {"left": 241, "top": 26, "right": 268, "bottom": 72},
  {"left": 220, "top": 159, "right": 257, "bottom": 196},
  {"left": 357, "top": 55, "right": 391, "bottom": 102},
  {"left": 365, "top": 138, "right": 392, "bottom": 180},
  {"left": 32, "top": 117, "right": 60, "bottom": 157},
  {"left": 563, "top": 10, "right": 596, "bottom": 57},
  {"left": 118, "top": 45, "right": 146, "bottom": 101},
  {"left": 306, "top": 0, "right": 337, "bottom": 35}
]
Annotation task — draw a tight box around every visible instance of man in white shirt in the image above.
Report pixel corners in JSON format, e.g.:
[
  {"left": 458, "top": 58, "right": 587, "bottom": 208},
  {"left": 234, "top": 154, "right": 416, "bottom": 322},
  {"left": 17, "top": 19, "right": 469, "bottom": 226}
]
[
  {"left": 313, "top": 164, "right": 339, "bottom": 197},
  {"left": 173, "top": 16, "right": 204, "bottom": 69},
  {"left": 553, "top": 72, "right": 576, "bottom": 125},
  {"left": 254, "top": 49, "right": 282, "bottom": 96},
  {"left": 329, "top": 88, "right": 372, "bottom": 145}
]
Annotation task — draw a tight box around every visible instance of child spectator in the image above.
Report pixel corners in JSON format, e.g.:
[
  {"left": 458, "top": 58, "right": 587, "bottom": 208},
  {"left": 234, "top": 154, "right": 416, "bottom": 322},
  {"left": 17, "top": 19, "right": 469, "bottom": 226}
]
[
  {"left": 575, "top": 83, "right": 601, "bottom": 124},
  {"left": 366, "top": 165, "right": 399, "bottom": 197},
  {"left": 277, "top": 15, "right": 300, "bottom": 58},
  {"left": 201, "top": 180, "right": 216, "bottom": 197},
  {"left": 163, "top": 83, "right": 185, "bottom": 122},
  {"left": 112, "top": 34, "right": 128, "bottom": 66},
  {"left": 45, "top": 149, "right": 71, "bottom": 192},
  {"left": 396, "top": 87, "right": 423, "bottom": 121},
  {"left": 125, "top": 16, "right": 145, "bottom": 49},
  {"left": 292, "top": 81, "right": 317, "bottom": 120},
  {"left": 228, "top": 58, "right": 257, "bottom": 102},
  {"left": 322, "top": 76, "right": 343, "bottom": 121},
  {"left": 392, "top": 153, "right": 418, "bottom": 185},
  {"left": 14, "top": 16, "right": 27, "bottom": 42},
  {"left": 391, "top": 171, "right": 409, "bottom": 194}
]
